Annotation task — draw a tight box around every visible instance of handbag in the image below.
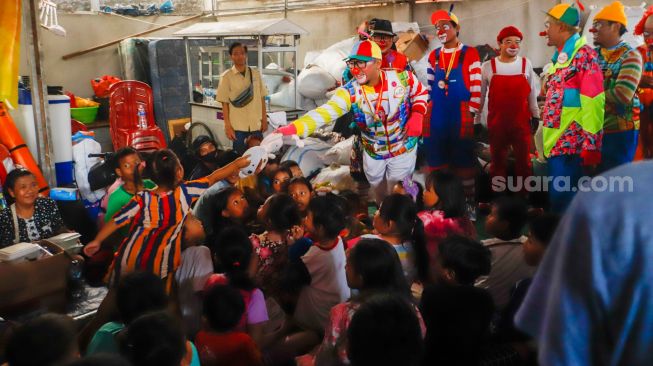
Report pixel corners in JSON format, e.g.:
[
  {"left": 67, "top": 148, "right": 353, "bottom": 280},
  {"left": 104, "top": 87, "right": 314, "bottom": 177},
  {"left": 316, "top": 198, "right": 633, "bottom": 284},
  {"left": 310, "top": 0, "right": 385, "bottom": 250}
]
[{"left": 230, "top": 67, "right": 255, "bottom": 108}]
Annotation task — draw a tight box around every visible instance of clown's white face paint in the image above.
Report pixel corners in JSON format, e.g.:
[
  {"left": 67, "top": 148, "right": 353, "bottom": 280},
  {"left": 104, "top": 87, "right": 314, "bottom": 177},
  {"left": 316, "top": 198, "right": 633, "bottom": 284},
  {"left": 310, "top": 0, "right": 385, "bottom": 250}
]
[
  {"left": 435, "top": 21, "right": 456, "bottom": 47},
  {"left": 499, "top": 36, "right": 521, "bottom": 61}
]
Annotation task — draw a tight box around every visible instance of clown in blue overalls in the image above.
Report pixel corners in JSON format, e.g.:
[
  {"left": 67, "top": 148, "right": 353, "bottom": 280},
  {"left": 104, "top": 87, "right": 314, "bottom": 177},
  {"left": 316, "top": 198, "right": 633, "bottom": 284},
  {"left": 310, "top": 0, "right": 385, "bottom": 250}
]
[{"left": 425, "top": 9, "right": 483, "bottom": 216}]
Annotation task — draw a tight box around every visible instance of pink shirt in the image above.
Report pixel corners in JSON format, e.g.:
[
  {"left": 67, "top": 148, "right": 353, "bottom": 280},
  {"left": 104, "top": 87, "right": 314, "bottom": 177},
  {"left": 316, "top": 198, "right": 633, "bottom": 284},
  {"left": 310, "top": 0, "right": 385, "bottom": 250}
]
[{"left": 418, "top": 210, "right": 477, "bottom": 258}]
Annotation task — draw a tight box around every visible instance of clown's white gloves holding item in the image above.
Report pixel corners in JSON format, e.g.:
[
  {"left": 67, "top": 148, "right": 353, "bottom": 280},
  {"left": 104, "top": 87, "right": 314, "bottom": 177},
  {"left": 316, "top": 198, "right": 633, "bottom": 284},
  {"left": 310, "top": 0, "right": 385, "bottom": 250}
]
[{"left": 260, "top": 124, "right": 304, "bottom": 155}]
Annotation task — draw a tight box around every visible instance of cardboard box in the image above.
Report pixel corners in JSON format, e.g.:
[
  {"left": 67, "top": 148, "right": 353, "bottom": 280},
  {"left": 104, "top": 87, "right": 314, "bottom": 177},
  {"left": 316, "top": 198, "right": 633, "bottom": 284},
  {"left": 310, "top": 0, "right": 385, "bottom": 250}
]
[
  {"left": 0, "top": 241, "right": 71, "bottom": 319},
  {"left": 396, "top": 31, "right": 429, "bottom": 62}
]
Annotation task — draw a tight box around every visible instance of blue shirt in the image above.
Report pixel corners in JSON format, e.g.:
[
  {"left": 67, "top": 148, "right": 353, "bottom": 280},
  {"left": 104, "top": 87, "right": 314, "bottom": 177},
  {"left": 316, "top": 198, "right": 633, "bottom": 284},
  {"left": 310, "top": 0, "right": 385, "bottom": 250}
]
[{"left": 515, "top": 161, "right": 653, "bottom": 366}]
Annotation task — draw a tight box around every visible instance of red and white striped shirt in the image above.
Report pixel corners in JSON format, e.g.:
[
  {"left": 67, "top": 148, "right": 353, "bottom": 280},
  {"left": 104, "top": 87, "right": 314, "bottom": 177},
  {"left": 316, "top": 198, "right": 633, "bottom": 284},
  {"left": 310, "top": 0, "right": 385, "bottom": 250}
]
[{"left": 427, "top": 43, "right": 482, "bottom": 113}]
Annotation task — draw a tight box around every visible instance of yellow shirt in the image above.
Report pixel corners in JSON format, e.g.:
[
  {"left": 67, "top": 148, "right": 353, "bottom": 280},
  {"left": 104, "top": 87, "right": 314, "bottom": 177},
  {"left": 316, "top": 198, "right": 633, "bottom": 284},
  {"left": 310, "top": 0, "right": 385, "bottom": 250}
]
[{"left": 216, "top": 66, "right": 268, "bottom": 132}]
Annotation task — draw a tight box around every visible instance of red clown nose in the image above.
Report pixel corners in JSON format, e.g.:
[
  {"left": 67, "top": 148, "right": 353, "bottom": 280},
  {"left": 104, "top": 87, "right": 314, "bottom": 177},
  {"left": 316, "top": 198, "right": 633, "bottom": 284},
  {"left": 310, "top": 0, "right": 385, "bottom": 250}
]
[
  {"left": 351, "top": 67, "right": 362, "bottom": 76},
  {"left": 539, "top": 31, "right": 547, "bottom": 37}
]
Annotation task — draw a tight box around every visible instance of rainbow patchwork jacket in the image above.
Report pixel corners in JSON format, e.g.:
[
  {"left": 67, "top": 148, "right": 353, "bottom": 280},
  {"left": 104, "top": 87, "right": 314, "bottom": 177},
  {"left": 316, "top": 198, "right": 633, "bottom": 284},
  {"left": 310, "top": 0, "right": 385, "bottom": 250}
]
[
  {"left": 542, "top": 34, "right": 605, "bottom": 158},
  {"left": 290, "top": 70, "right": 428, "bottom": 160}
]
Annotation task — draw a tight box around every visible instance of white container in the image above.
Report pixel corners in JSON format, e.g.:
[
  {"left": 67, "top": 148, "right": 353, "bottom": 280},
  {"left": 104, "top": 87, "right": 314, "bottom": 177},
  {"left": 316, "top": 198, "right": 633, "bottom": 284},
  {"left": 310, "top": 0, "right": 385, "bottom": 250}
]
[
  {"left": 9, "top": 95, "right": 73, "bottom": 186},
  {"left": 9, "top": 103, "right": 38, "bottom": 159},
  {"left": 48, "top": 95, "right": 73, "bottom": 186}
]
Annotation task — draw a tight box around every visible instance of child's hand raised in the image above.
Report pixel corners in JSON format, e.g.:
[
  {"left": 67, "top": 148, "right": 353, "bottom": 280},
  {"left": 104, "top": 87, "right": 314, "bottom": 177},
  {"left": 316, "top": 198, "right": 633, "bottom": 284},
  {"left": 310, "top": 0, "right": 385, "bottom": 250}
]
[
  {"left": 83, "top": 240, "right": 101, "bottom": 257},
  {"left": 232, "top": 156, "right": 251, "bottom": 170}
]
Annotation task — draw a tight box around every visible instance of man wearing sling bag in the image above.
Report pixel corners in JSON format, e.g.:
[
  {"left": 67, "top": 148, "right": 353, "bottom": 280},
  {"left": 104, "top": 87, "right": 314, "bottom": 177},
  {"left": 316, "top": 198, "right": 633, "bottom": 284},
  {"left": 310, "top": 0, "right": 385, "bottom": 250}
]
[{"left": 217, "top": 43, "right": 269, "bottom": 154}]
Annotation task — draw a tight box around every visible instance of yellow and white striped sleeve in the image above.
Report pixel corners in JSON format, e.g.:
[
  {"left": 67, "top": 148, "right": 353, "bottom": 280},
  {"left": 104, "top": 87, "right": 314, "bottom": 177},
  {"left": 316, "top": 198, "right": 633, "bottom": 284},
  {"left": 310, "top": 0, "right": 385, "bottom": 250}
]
[{"left": 291, "top": 87, "right": 352, "bottom": 137}]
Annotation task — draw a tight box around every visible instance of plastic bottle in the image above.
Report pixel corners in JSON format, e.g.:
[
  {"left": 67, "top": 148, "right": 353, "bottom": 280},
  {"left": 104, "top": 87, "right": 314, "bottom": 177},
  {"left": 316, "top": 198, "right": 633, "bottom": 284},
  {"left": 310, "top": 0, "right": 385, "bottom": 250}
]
[
  {"left": 265, "top": 95, "right": 271, "bottom": 111},
  {"left": 137, "top": 104, "right": 147, "bottom": 129}
]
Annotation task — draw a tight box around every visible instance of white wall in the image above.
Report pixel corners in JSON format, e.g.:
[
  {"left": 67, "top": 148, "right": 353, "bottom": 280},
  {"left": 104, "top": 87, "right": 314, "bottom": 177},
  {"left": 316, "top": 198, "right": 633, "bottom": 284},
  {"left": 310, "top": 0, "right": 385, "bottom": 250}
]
[
  {"left": 413, "top": 0, "right": 647, "bottom": 68},
  {"left": 20, "top": 14, "right": 192, "bottom": 97},
  {"left": 22, "top": 0, "right": 649, "bottom": 97}
]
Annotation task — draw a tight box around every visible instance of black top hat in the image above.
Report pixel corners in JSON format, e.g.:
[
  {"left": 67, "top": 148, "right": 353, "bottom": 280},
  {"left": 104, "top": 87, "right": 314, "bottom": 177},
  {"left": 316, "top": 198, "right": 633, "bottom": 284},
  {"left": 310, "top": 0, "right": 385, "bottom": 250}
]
[{"left": 369, "top": 18, "right": 396, "bottom": 37}]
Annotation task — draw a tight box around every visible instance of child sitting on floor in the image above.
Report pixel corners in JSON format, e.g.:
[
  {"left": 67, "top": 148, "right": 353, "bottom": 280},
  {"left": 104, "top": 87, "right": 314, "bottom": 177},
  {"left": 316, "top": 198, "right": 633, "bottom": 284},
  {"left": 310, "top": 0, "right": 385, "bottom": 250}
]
[
  {"left": 420, "top": 235, "right": 494, "bottom": 366},
  {"left": 314, "top": 238, "right": 425, "bottom": 366},
  {"left": 120, "top": 311, "right": 198, "bottom": 366},
  {"left": 251, "top": 193, "right": 303, "bottom": 300},
  {"left": 5, "top": 314, "right": 79, "bottom": 366},
  {"left": 195, "top": 284, "right": 263, "bottom": 366},
  {"left": 86, "top": 271, "right": 168, "bottom": 356},
  {"left": 476, "top": 196, "right": 534, "bottom": 310},
  {"left": 273, "top": 194, "right": 351, "bottom": 359},
  {"left": 293, "top": 194, "right": 351, "bottom": 334},
  {"left": 418, "top": 170, "right": 477, "bottom": 258},
  {"left": 349, "top": 194, "right": 430, "bottom": 285},
  {"left": 205, "top": 227, "right": 269, "bottom": 348},
  {"left": 287, "top": 177, "right": 313, "bottom": 216}
]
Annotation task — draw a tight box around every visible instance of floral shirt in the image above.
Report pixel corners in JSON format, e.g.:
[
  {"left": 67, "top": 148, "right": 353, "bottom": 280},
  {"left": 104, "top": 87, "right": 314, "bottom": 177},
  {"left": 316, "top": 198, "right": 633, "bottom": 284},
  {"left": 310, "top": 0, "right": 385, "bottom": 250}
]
[
  {"left": 0, "top": 197, "right": 64, "bottom": 248},
  {"left": 542, "top": 34, "right": 605, "bottom": 157},
  {"left": 250, "top": 232, "right": 288, "bottom": 297}
]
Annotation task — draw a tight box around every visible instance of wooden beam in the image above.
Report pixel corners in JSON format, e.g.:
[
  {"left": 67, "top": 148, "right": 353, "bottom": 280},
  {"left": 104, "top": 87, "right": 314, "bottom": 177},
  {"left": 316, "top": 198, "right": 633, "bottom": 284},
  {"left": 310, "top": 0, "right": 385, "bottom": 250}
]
[
  {"left": 61, "top": 13, "right": 203, "bottom": 60},
  {"left": 24, "top": 0, "right": 56, "bottom": 187}
]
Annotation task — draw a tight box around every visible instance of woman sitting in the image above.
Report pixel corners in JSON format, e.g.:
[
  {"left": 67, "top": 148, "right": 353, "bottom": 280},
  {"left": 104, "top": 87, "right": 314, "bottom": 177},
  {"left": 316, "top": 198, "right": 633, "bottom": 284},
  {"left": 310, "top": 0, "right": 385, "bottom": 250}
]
[{"left": 0, "top": 169, "right": 66, "bottom": 248}]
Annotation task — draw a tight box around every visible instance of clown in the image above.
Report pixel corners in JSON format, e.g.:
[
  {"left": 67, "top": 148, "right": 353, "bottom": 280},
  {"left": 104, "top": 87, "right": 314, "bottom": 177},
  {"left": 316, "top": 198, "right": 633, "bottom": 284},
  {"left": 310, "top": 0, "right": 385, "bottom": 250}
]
[
  {"left": 591, "top": 1, "right": 642, "bottom": 173},
  {"left": 368, "top": 18, "right": 410, "bottom": 73},
  {"left": 425, "top": 9, "right": 482, "bottom": 217},
  {"left": 634, "top": 5, "right": 653, "bottom": 160},
  {"left": 478, "top": 26, "right": 540, "bottom": 187},
  {"left": 263, "top": 40, "right": 428, "bottom": 201},
  {"left": 541, "top": 2, "right": 605, "bottom": 212},
  {"left": 344, "top": 18, "right": 411, "bottom": 83}
]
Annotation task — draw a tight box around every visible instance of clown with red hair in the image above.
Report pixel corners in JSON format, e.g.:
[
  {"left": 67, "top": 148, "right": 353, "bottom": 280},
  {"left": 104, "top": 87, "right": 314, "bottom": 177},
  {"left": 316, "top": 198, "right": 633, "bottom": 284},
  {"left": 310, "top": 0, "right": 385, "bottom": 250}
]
[
  {"left": 478, "top": 26, "right": 541, "bottom": 188},
  {"left": 634, "top": 5, "right": 653, "bottom": 160}
]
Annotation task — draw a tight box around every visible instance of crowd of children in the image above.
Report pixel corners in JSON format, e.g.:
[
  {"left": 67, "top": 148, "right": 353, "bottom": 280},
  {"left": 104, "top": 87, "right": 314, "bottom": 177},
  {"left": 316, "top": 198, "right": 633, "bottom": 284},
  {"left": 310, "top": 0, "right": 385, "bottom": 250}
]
[
  {"left": 0, "top": 134, "right": 567, "bottom": 366},
  {"left": 6, "top": 2, "right": 653, "bottom": 364}
]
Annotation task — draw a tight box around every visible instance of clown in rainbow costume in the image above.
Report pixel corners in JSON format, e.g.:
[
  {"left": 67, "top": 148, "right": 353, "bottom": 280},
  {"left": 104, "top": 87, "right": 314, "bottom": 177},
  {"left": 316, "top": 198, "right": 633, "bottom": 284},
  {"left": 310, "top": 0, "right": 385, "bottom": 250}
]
[
  {"left": 541, "top": 1, "right": 605, "bottom": 212},
  {"left": 264, "top": 40, "right": 428, "bottom": 200}
]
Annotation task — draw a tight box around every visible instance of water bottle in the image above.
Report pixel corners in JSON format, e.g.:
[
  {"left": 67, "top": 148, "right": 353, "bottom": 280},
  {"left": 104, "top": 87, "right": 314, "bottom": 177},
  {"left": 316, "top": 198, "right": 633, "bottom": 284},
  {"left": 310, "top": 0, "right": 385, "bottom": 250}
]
[
  {"left": 137, "top": 104, "right": 148, "bottom": 129},
  {"left": 265, "top": 95, "right": 271, "bottom": 111}
]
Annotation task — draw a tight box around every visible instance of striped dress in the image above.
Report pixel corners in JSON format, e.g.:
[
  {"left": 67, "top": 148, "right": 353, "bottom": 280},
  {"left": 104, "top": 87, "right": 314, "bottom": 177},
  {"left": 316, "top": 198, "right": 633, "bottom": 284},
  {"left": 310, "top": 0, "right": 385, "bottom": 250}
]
[
  {"left": 107, "top": 178, "right": 209, "bottom": 290},
  {"left": 597, "top": 42, "right": 643, "bottom": 132}
]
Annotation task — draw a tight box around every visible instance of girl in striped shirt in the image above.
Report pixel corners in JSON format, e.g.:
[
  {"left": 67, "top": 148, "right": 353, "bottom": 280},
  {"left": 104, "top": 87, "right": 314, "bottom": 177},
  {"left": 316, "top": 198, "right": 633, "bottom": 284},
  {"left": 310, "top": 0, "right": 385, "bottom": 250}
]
[{"left": 84, "top": 149, "right": 248, "bottom": 291}]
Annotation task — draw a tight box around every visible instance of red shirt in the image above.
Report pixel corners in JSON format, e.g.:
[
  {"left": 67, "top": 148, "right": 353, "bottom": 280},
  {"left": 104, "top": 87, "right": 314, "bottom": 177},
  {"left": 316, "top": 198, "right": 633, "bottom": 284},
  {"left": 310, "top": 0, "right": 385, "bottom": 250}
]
[
  {"left": 195, "top": 331, "right": 263, "bottom": 366},
  {"left": 427, "top": 44, "right": 482, "bottom": 112},
  {"left": 382, "top": 49, "right": 410, "bottom": 72}
]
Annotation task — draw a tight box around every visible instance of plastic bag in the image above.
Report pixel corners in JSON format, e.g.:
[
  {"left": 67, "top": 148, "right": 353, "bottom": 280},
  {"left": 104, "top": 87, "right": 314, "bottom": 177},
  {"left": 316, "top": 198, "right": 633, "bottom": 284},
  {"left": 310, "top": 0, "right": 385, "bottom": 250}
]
[{"left": 91, "top": 76, "right": 121, "bottom": 98}]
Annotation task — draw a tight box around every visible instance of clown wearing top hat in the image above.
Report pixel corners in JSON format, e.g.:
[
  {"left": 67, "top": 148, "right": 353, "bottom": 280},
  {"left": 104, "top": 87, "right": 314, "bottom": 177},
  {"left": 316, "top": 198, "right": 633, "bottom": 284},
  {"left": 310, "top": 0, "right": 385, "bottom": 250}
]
[
  {"left": 591, "top": 1, "right": 643, "bottom": 173},
  {"left": 541, "top": 1, "right": 605, "bottom": 212},
  {"left": 263, "top": 40, "right": 428, "bottom": 201},
  {"left": 478, "top": 25, "right": 541, "bottom": 187},
  {"left": 344, "top": 18, "right": 412, "bottom": 83}
]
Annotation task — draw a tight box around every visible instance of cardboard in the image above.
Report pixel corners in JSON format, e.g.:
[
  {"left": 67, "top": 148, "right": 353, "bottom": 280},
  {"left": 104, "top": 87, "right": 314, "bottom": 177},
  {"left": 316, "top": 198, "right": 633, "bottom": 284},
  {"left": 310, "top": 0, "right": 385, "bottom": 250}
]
[
  {"left": 0, "top": 241, "right": 71, "bottom": 319},
  {"left": 167, "top": 118, "right": 191, "bottom": 139},
  {"left": 396, "top": 31, "right": 429, "bottom": 62}
]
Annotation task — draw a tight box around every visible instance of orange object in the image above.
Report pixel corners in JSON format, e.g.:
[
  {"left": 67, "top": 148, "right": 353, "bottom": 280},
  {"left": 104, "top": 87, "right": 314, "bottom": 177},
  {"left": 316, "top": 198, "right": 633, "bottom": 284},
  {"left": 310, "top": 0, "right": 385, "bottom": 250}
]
[
  {"left": 92, "top": 75, "right": 121, "bottom": 98},
  {"left": 0, "top": 102, "right": 49, "bottom": 195},
  {"left": 0, "top": 144, "right": 14, "bottom": 184},
  {"left": 0, "top": 0, "right": 21, "bottom": 107}
]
